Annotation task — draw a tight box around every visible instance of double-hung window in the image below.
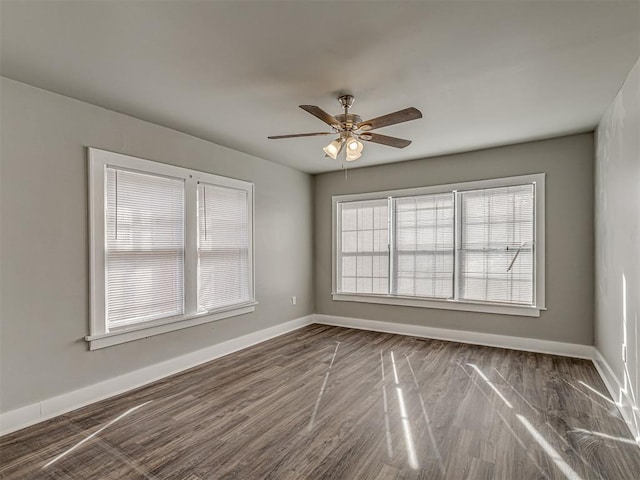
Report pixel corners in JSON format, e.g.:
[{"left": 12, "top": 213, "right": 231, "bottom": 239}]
[
  {"left": 457, "top": 184, "right": 535, "bottom": 305},
  {"left": 88, "top": 148, "right": 255, "bottom": 349},
  {"left": 392, "top": 192, "right": 454, "bottom": 299},
  {"left": 333, "top": 174, "right": 545, "bottom": 317},
  {"left": 337, "top": 199, "right": 389, "bottom": 294}
]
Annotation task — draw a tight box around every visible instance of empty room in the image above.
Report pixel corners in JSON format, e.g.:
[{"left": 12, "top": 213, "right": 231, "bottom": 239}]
[{"left": 1, "top": 1, "right": 639, "bottom": 479}]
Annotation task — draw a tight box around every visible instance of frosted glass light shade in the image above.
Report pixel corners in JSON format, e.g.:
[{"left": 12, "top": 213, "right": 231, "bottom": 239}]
[
  {"left": 345, "top": 138, "right": 364, "bottom": 161},
  {"left": 323, "top": 139, "right": 343, "bottom": 159},
  {"left": 345, "top": 150, "right": 362, "bottom": 161},
  {"left": 345, "top": 136, "right": 363, "bottom": 153}
]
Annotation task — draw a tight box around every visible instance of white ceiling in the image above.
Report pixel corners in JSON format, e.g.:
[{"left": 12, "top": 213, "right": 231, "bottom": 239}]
[{"left": 1, "top": 1, "right": 639, "bottom": 174}]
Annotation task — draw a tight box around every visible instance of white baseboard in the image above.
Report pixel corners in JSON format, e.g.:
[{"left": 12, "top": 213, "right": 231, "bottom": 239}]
[
  {"left": 593, "top": 349, "right": 640, "bottom": 442},
  {"left": 313, "top": 314, "right": 640, "bottom": 442},
  {"left": 0, "top": 315, "right": 314, "bottom": 436},
  {"left": 5, "top": 313, "right": 636, "bottom": 445},
  {"left": 313, "top": 314, "right": 595, "bottom": 359}
]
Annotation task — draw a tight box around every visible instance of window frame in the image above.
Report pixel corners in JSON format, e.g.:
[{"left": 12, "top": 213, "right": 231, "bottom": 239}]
[
  {"left": 332, "top": 173, "right": 546, "bottom": 317},
  {"left": 335, "top": 198, "right": 390, "bottom": 295},
  {"left": 391, "top": 191, "right": 455, "bottom": 300},
  {"left": 88, "top": 148, "right": 256, "bottom": 350}
]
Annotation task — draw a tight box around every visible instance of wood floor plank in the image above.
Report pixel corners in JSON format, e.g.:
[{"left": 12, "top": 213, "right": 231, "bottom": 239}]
[{"left": 1, "top": 325, "right": 639, "bottom": 479}]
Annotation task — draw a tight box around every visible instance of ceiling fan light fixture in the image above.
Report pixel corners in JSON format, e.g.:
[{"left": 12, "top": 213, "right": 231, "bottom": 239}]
[
  {"left": 343, "top": 134, "right": 364, "bottom": 161},
  {"left": 268, "top": 95, "right": 422, "bottom": 163},
  {"left": 345, "top": 149, "right": 362, "bottom": 162},
  {"left": 345, "top": 135, "right": 364, "bottom": 154},
  {"left": 323, "top": 138, "right": 344, "bottom": 159}
]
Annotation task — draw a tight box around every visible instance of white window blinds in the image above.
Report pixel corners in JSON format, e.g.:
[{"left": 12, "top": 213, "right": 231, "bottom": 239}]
[
  {"left": 105, "top": 167, "right": 185, "bottom": 328},
  {"left": 337, "top": 199, "right": 389, "bottom": 294},
  {"left": 457, "top": 184, "right": 534, "bottom": 305},
  {"left": 332, "top": 175, "right": 543, "bottom": 315},
  {"left": 198, "top": 183, "right": 250, "bottom": 311},
  {"left": 393, "top": 193, "right": 454, "bottom": 299}
]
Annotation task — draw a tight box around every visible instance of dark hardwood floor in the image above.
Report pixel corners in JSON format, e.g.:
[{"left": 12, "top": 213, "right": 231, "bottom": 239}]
[{"left": 1, "top": 325, "right": 639, "bottom": 479}]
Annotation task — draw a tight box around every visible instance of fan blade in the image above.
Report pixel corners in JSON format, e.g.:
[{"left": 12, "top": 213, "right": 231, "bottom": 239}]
[
  {"left": 360, "top": 132, "right": 412, "bottom": 148},
  {"left": 268, "top": 132, "right": 334, "bottom": 139},
  {"left": 299, "top": 105, "right": 343, "bottom": 129},
  {"left": 357, "top": 107, "right": 422, "bottom": 131}
]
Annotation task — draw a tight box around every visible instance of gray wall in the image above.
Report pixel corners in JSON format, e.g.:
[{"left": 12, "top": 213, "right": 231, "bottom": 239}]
[
  {"left": 595, "top": 58, "right": 639, "bottom": 411},
  {"left": 0, "top": 78, "right": 314, "bottom": 412},
  {"left": 315, "top": 134, "right": 594, "bottom": 345}
]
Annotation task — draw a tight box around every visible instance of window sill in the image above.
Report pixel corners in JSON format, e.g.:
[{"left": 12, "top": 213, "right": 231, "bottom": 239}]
[
  {"left": 331, "top": 293, "right": 543, "bottom": 317},
  {"left": 86, "top": 301, "right": 258, "bottom": 350}
]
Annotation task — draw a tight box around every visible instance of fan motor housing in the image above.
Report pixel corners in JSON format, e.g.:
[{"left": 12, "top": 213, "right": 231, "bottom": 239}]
[{"left": 335, "top": 113, "right": 362, "bottom": 130}]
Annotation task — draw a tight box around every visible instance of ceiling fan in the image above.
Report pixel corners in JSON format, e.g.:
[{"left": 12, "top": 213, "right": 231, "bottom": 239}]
[{"left": 268, "top": 95, "right": 422, "bottom": 162}]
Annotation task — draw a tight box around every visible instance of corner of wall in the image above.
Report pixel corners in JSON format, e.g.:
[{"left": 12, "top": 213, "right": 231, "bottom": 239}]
[{"left": 593, "top": 55, "right": 640, "bottom": 443}]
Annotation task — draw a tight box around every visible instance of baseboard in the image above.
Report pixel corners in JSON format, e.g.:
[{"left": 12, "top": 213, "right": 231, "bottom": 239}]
[
  {"left": 313, "top": 314, "right": 595, "bottom": 359},
  {"left": 6, "top": 313, "right": 635, "bottom": 444},
  {"left": 313, "top": 314, "right": 640, "bottom": 441},
  {"left": 0, "top": 315, "right": 314, "bottom": 436},
  {"left": 593, "top": 349, "right": 640, "bottom": 442}
]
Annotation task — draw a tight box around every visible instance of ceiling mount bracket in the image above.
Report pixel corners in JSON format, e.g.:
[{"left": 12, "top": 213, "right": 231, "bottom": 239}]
[{"left": 338, "top": 95, "right": 355, "bottom": 111}]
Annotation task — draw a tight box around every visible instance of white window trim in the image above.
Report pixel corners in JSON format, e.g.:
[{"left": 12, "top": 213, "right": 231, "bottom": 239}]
[
  {"left": 88, "top": 148, "right": 256, "bottom": 350},
  {"left": 331, "top": 173, "right": 546, "bottom": 317}
]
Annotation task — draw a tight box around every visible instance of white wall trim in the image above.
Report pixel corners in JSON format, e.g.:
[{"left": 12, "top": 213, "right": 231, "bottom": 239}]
[
  {"left": 331, "top": 293, "right": 542, "bottom": 317},
  {"left": 87, "top": 147, "right": 257, "bottom": 350},
  {"left": 313, "top": 314, "right": 595, "bottom": 359},
  {"left": 314, "top": 314, "right": 640, "bottom": 442},
  {"left": 0, "top": 315, "right": 313, "bottom": 436},
  {"left": 593, "top": 349, "right": 640, "bottom": 442},
  {"left": 6, "top": 313, "right": 638, "bottom": 446},
  {"left": 331, "top": 173, "right": 547, "bottom": 313},
  {"left": 86, "top": 303, "right": 259, "bottom": 350}
]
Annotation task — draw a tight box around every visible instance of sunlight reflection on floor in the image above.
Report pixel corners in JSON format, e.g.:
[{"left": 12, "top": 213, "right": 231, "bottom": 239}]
[
  {"left": 42, "top": 400, "right": 152, "bottom": 469},
  {"left": 391, "top": 351, "right": 419, "bottom": 470}
]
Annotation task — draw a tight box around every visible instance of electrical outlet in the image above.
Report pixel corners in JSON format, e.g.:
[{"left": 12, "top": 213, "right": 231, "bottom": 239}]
[{"left": 291, "top": 296, "right": 297, "bottom": 306}]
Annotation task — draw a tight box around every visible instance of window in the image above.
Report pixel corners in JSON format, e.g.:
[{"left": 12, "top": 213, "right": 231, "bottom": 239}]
[
  {"left": 457, "top": 185, "right": 534, "bottom": 305},
  {"left": 105, "top": 168, "right": 185, "bottom": 328},
  {"left": 332, "top": 174, "right": 545, "bottom": 317},
  {"left": 337, "top": 199, "right": 389, "bottom": 294},
  {"left": 197, "top": 183, "right": 250, "bottom": 311},
  {"left": 392, "top": 192, "right": 454, "bottom": 299},
  {"left": 88, "top": 148, "right": 255, "bottom": 349}
]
